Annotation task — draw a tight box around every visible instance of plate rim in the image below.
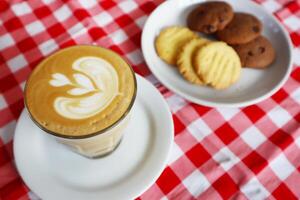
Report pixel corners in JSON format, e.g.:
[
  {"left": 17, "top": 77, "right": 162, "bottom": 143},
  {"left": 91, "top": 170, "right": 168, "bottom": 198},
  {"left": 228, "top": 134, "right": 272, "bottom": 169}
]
[
  {"left": 13, "top": 74, "right": 174, "bottom": 200},
  {"left": 141, "top": 0, "right": 294, "bottom": 108}
]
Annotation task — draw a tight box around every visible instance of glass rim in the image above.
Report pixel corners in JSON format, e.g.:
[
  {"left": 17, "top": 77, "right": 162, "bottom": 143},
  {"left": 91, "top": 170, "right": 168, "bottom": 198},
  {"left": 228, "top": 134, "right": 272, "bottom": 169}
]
[{"left": 24, "top": 45, "right": 137, "bottom": 140}]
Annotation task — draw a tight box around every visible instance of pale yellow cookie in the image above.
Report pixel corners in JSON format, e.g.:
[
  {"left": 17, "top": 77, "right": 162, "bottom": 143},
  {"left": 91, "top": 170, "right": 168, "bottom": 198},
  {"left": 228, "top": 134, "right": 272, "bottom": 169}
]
[
  {"left": 194, "top": 42, "right": 241, "bottom": 89},
  {"left": 155, "top": 26, "right": 198, "bottom": 65},
  {"left": 177, "top": 38, "right": 210, "bottom": 84}
]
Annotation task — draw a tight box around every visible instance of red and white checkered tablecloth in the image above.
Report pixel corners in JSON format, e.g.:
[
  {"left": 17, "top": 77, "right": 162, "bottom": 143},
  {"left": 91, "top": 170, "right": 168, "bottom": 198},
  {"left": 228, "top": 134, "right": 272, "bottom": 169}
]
[{"left": 0, "top": 0, "right": 300, "bottom": 199}]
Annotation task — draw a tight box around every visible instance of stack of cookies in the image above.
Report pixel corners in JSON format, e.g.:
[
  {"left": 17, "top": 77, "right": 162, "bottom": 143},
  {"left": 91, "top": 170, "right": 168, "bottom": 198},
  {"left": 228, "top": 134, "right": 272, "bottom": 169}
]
[
  {"left": 155, "top": 26, "right": 241, "bottom": 89},
  {"left": 155, "top": 1, "right": 275, "bottom": 90}
]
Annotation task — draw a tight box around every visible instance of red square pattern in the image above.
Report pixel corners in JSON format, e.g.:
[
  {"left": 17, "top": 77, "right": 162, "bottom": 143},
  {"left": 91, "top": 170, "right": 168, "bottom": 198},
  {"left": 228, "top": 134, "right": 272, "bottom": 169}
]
[
  {"left": 269, "top": 129, "right": 294, "bottom": 150},
  {"left": 0, "top": 75, "right": 19, "bottom": 93},
  {"left": 9, "top": 99, "right": 24, "bottom": 119},
  {"left": 291, "top": 68, "right": 300, "bottom": 82},
  {"left": 242, "top": 105, "right": 266, "bottom": 123},
  {"left": 99, "top": 1, "right": 116, "bottom": 10},
  {"left": 47, "top": 23, "right": 66, "bottom": 38},
  {"left": 115, "top": 15, "right": 134, "bottom": 27},
  {"left": 17, "top": 37, "right": 37, "bottom": 52},
  {"left": 190, "top": 103, "right": 212, "bottom": 116},
  {"left": 212, "top": 173, "right": 238, "bottom": 199},
  {"left": 139, "top": 2, "right": 157, "bottom": 14},
  {"left": 88, "top": 27, "right": 106, "bottom": 41},
  {"left": 186, "top": 144, "right": 211, "bottom": 168},
  {"left": 0, "top": 178, "right": 29, "bottom": 200},
  {"left": 272, "top": 183, "right": 297, "bottom": 200},
  {"left": 287, "top": 1, "right": 300, "bottom": 13},
  {"left": 34, "top": 6, "right": 52, "bottom": 19},
  {"left": 215, "top": 123, "right": 239, "bottom": 145},
  {"left": 172, "top": 115, "right": 185, "bottom": 136},
  {"left": 74, "top": 9, "right": 90, "bottom": 20},
  {"left": 242, "top": 151, "right": 268, "bottom": 174},
  {"left": 0, "top": 145, "right": 11, "bottom": 167},
  {"left": 0, "top": 1, "right": 9, "bottom": 12},
  {"left": 156, "top": 167, "right": 181, "bottom": 194},
  {"left": 271, "top": 89, "right": 289, "bottom": 103},
  {"left": 3, "top": 17, "right": 23, "bottom": 32}
]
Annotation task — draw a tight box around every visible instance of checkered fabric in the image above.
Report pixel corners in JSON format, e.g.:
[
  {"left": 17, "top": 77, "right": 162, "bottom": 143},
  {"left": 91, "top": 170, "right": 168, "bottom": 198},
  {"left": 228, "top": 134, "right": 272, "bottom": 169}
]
[{"left": 0, "top": 0, "right": 300, "bottom": 199}]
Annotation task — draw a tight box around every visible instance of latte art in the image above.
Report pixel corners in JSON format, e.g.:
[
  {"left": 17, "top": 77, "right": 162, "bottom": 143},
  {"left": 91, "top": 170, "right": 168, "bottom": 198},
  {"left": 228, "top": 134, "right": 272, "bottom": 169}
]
[
  {"left": 49, "top": 57, "right": 119, "bottom": 119},
  {"left": 25, "top": 45, "right": 136, "bottom": 137}
]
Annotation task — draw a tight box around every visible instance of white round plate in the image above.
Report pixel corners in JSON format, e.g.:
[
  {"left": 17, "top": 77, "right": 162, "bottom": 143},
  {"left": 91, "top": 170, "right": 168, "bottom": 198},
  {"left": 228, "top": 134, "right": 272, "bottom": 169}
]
[
  {"left": 142, "top": 0, "right": 293, "bottom": 107},
  {"left": 14, "top": 75, "right": 173, "bottom": 200}
]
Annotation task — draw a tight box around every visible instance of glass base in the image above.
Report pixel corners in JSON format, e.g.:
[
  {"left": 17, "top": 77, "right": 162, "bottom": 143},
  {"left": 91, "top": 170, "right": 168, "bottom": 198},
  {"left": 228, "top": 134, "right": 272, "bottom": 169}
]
[{"left": 88, "top": 137, "right": 123, "bottom": 159}]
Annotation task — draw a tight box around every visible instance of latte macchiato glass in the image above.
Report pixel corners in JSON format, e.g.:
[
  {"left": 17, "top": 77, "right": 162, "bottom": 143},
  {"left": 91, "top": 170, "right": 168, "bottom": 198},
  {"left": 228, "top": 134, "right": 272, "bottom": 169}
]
[{"left": 25, "top": 45, "right": 137, "bottom": 158}]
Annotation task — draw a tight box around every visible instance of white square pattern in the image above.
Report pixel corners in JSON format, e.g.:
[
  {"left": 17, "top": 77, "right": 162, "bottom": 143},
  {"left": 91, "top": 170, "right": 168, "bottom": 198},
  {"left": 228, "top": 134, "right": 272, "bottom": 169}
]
[
  {"left": 7, "top": 55, "right": 27, "bottom": 73},
  {"left": 166, "top": 95, "right": 187, "bottom": 113},
  {"left": 110, "top": 30, "right": 128, "bottom": 44},
  {"left": 217, "top": 107, "right": 239, "bottom": 120},
  {"left": 269, "top": 154, "right": 295, "bottom": 180},
  {"left": 168, "top": 143, "right": 183, "bottom": 164},
  {"left": 284, "top": 16, "right": 300, "bottom": 31},
  {"left": 94, "top": 12, "right": 113, "bottom": 26},
  {"left": 0, "top": 34, "right": 14, "bottom": 50},
  {"left": 183, "top": 170, "right": 210, "bottom": 198},
  {"left": 79, "top": 0, "right": 97, "bottom": 9},
  {"left": 267, "top": 106, "right": 292, "bottom": 128},
  {"left": 11, "top": 2, "right": 32, "bottom": 16},
  {"left": 262, "top": 0, "right": 281, "bottom": 13},
  {"left": 241, "top": 126, "right": 267, "bottom": 149},
  {"left": 136, "top": 16, "right": 147, "bottom": 28},
  {"left": 145, "top": 74, "right": 159, "bottom": 86},
  {"left": 126, "top": 50, "right": 143, "bottom": 65},
  {"left": 119, "top": 1, "right": 137, "bottom": 13},
  {"left": 42, "top": 0, "right": 54, "bottom": 4},
  {"left": 241, "top": 177, "right": 270, "bottom": 200},
  {"left": 39, "top": 39, "right": 58, "bottom": 56},
  {"left": 54, "top": 5, "right": 72, "bottom": 22},
  {"left": 68, "top": 23, "right": 85, "bottom": 37},
  {"left": 20, "top": 81, "right": 26, "bottom": 91},
  {"left": 213, "top": 147, "right": 240, "bottom": 171},
  {"left": 187, "top": 118, "right": 212, "bottom": 142},
  {"left": 28, "top": 191, "right": 40, "bottom": 200},
  {"left": 25, "top": 21, "right": 45, "bottom": 36},
  {"left": 0, "top": 95, "right": 7, "bottom": 110},
  {"left": 293, "top": 49, "right": 300, "bottom": 66},
  {"left": 295, "top": 136, "right": 300, "bottom": 149},
  {"left": 0, "top": 121, "right": 16, "bottom": 144},
  {"left": 291, "top": 88, "right": 300, "bottom": 104}
]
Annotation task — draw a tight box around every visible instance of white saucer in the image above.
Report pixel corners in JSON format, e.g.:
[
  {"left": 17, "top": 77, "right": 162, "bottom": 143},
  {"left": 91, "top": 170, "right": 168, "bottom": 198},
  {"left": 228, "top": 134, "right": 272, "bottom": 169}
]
[
  {"left": 142, "top": 0, "right": 293, "bottom": 107},
  {"left": 14, "top": 75, "right": 174, "bottom": 200}
]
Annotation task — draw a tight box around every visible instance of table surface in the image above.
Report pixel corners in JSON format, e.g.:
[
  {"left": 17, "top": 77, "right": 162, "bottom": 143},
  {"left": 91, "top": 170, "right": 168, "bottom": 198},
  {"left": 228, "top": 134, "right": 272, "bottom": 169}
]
[{"left": 0, "top": 0, "right": 300, "bottom": 199}]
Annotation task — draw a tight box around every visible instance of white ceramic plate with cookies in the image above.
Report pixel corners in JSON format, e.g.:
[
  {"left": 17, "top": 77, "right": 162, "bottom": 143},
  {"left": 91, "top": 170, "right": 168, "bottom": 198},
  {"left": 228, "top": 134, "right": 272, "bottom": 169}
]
[
  {"left": 142, "top": 0, "right": 293, "bottom": 107},
  {"left": 14, "top": 75, "right": 173, "bottom": 200}
]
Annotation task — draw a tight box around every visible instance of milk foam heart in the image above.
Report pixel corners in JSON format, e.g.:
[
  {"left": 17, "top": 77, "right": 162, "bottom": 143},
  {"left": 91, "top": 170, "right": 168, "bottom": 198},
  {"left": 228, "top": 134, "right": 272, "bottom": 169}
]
[{"left": 49, "top": 57, "right": 119, "bottom": 119}]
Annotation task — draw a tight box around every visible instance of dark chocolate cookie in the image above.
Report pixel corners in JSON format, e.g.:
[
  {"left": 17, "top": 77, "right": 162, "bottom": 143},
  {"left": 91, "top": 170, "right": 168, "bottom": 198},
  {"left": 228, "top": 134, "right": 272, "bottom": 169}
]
[
  {"left": 187, "top": 1, "right": 234, "bottom": 34},
  {"left": 232, "top": 36, "right": 275, "bottom": 68},
  {"left": 216, "top": 13, "right": 263, "bottom": 44}
]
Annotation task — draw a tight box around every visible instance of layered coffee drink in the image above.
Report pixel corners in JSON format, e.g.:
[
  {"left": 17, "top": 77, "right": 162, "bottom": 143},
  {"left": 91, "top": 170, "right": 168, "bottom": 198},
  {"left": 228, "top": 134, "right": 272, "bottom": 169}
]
[{"left": 25, "top": 45, "right": 136, "bottom": 157}]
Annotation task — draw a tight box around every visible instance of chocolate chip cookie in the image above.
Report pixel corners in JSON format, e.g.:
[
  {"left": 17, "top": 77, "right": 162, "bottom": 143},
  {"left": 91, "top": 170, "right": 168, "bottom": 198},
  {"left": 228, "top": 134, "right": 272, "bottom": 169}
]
[
  {"left": 187, "top": 1, "right": 234, "bottom": 34},
  {"left": 216, "top": 13, "right": 262, "bottom": 44},
  {"left": 232, "top": 36, "right": 275, "bottom": 69}
]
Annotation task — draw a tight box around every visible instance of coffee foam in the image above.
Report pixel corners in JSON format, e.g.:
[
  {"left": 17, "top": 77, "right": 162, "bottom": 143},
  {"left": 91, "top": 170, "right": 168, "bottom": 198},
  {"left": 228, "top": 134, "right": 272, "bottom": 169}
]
[
  {"left": 25, "top": 46, "right": 136, "bottom": 137},
  {"left": 49, "top": 56, "right": 119, "bottom": 119}
]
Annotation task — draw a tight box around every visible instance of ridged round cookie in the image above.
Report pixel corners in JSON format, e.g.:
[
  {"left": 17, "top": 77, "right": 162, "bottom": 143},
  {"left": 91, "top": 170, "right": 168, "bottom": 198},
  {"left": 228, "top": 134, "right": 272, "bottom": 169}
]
[
  {"left": 187, "top": 1, "right": 234, "bottom": 34},
  {"left": 194, "top": 42, "right": 242, "bottom": 89},
  {"left": 155, "top": 26, "right": 198, "bottom": 65},
  {"left": 177, "top": 38, "right": 210, "bottom": 84},
  {"left": 232, "top": 36, "right": 275, "bottom": 69},
  {"left": 216, "top": 13, "right": 262, "bottom": 45}
]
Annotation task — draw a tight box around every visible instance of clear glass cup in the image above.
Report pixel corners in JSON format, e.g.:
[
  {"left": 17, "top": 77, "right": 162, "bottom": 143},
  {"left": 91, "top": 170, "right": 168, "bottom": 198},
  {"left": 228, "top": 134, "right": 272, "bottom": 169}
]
[{"left": 24, "top": 46, "right": 137, "bottom": 158}]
